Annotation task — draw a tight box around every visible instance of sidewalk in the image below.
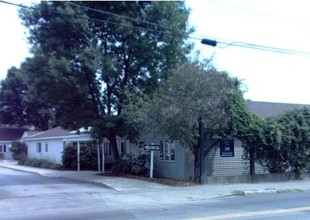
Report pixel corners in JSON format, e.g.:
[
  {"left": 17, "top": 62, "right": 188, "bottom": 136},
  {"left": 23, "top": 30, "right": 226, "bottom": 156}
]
[{"left": 1, "top": 159, "right": 310, "bottom": 200}]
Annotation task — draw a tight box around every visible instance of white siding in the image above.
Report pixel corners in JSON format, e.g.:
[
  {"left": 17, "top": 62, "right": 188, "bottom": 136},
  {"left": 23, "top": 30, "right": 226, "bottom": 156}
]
[{"left": 26, "top": 139, "right": 64, "bottom": 164}]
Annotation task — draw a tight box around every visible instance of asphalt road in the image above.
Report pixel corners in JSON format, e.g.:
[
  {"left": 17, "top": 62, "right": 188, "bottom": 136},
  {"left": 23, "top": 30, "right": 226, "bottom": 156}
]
[{"left": 1, "top": 167, "right": 310, "bottom": 220}]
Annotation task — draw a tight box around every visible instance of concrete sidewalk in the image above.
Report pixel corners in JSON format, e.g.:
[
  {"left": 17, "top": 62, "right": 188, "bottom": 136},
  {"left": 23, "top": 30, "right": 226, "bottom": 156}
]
[{"left": 1, "top": 159, "right": 310, "bottom": 200}]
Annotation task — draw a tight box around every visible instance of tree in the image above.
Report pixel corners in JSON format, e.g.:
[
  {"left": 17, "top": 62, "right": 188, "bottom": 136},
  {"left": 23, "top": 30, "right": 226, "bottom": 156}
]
[
  {"left": 125, "top": 61, "right": 245, "bottom": 181},
  {"left": 0, "top": 67, "right": 27, "bottom": 126},
  {"left": 13, "top": 1, "right": 193, "bottom": 161},
  {"left": 276, "top": 108, "right": 310, "bottom": 176}
]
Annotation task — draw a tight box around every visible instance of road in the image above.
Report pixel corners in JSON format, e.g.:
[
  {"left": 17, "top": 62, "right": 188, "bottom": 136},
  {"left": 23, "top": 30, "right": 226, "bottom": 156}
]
[{"left": 1, "top": 167, "right": 310, "bottom": 220}]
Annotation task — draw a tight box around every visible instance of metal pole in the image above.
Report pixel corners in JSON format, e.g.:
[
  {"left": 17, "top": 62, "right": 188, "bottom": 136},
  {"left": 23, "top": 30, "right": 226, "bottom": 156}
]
[
  {"left": 77, "top": 142, "right": 80, "bottom": 171},
  {"left": 97, "top": 141, "right": 101, "bottom": 172},
  {"left": 101, "top": 143, "right": 105, "bottom": 173},
  {"left": 150, "top": 150, "right": 154, "bottom": 178}
]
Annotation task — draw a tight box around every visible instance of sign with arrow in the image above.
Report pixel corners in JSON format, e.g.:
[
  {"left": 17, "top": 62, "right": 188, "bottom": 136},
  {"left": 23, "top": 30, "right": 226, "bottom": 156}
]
[
  {"left": 144, "top": 143, "right": 160, "bottom": 178},
  {"left": 144, "top": 144, "right": 160, "bottom": 151}
]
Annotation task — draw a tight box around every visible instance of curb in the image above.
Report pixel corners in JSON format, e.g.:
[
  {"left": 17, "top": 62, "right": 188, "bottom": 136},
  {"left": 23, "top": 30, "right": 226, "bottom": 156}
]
[{"left": 0, "top": 164, "right": 113, "bottom": 189}]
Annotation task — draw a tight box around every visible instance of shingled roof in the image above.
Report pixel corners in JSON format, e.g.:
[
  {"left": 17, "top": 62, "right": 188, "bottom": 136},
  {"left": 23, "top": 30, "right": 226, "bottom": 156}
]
[
  {"left": 246, "top": 100, "right": 310, "bottom": 118},
  {"left": 0, "top": 128, "right": 27, "bottom": 141},
  {"left": 26, "top": 126, "right": 71, "bottom": 139}
]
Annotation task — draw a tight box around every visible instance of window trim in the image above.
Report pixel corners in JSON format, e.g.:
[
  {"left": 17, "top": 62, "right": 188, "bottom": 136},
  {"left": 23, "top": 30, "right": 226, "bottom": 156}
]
[
  {"left": 159, "top": 140, "right": 176, "bottom": 162},
  {"left": 120, "top": 141, "right": 126, "bottom": 154},
  {"left": 36, "top": 143, "right": 42, "bottom": 153},
  {"left": 104, "top": 142, "right": 112, "bottom": 156}
]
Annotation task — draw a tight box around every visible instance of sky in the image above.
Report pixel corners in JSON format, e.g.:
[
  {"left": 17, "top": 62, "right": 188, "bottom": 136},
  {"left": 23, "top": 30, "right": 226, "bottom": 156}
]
[{"left": 1, "top": 0, "right": 310, "bottom": 104}]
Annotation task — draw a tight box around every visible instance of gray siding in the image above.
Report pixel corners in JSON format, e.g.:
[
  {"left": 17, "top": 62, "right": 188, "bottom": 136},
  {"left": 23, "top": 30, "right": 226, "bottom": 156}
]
[
  {"left": 153, "top": 142, "right": 194, "bottom": 180},
  {"left": 204, "top": 139, "right": 248, "bottom": 177},
  {"left": 135, "top": 133, "right": 194, "bottom": 180},
  {"left": 204, "top": 139, "right": 267, "bottom": 178},
  {"left": 130, "top": 135, "right": 267, "bottom": 180}
]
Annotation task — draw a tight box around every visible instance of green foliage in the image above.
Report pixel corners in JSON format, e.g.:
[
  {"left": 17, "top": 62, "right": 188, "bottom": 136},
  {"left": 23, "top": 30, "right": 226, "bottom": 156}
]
[
  {"left": 62, "top": 142, "right": 99, "bottom": 170},
  {"left": 10, "top": 140, "right": 27, "bottom": 160},
  {"left": 1, "top": 2, "right": 193, "bottom": 161},
  {"left": 125, "top": 61, "right": 245, "bottom": 181},
  {"left": 18, "top": 158, "right": 62, "bottom": 169},
  {"left": 127, "top": 61, "right": 243, "bottom": 149},
  {"left": 0, "top": 68, "right": 29, "bottom": 127},
  {"left": 276, "top": 108, "right": 310, "bottom": 174},
  {"left": 111, "top": 154, "right": 149, "bottom": 176},
  {"left": 231, "top": 98, "right": 310, "bottom": 174}
]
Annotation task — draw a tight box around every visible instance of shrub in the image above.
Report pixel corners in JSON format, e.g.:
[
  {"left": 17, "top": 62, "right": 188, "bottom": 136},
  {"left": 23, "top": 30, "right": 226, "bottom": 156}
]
[
  {"left": 18, "top": 158, "right": 61, "bottom": 169},
  {"left": 112, "top": 154, "right": 149, "bottom": 176},
  {"left": 10, "top": 141, "right": 27, "bottom": 160},
  {"left": 62, "top": 142, "right": 99, "bottom": 170}
]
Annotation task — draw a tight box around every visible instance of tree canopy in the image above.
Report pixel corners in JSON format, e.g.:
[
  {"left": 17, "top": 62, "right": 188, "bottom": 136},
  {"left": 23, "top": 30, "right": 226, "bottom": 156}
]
[
  {"left": 0, "top": 1, "right": 193, "bottom": 160},
  {"left": 125, "top": 60, "right": 246, "bottom": 180}
]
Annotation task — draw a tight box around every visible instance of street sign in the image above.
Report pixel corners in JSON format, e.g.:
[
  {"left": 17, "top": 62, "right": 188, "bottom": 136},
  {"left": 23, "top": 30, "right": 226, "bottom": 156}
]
[
  {"left": 143, "top": 143, "right": 160, "bottom": 178},
  {"left": 144, "top": 144, "right": 160, "bottom": 151}
]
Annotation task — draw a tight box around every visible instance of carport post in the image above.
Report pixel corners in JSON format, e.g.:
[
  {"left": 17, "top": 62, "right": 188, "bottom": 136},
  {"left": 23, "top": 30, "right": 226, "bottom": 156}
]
[
  {"left": 77, "top": 142, "right": 80, "bottom": 171},
  {"left": 101, "top": 143, "right": 105, "bottom": 173},
  {"left": 97, "top": 141, "right": 101, "bottom": 172}
]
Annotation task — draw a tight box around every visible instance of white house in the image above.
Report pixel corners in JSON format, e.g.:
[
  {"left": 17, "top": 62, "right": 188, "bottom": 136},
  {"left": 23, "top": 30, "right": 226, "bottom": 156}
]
[
  {"left": 21, "top": 126, "right": 131, "bottom": 171},
  {"left": 21, "top": 127, "right": 93, "bottom": 164}
]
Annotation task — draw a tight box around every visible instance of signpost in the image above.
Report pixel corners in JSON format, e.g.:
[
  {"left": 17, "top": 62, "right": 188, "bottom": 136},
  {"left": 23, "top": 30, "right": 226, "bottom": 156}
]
[{"left": 144, "top": 144, "right": 160, "bottom": 178}]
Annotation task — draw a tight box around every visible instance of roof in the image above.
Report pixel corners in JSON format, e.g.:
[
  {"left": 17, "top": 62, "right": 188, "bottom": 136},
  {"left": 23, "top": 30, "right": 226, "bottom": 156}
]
[
  {"left": 246, "top": 100, "right": 310, "bottom": 118},
  {"left": 28, "top": 126, "right": 71, "bottom": 139},
  {"left": 0, "top": 128, "right": 27, "bottom": 141}
]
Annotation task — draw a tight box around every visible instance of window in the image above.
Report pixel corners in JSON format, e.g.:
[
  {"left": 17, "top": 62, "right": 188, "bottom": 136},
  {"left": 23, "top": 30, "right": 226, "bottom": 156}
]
[
  {"left": 36, "top": 143, "right": 42, "bottom": 153},
  {"left": 104, "top": 142, "right": 112, "bottom": 156},
  {"left": 0, "top": 145, "right": 2, "bottom": 152},
  {"left": 120, "top": 141, "right": 126, "bottom": 154},
  {"left": 159, "top": 140, "right": 175, "bottom": 161},
  {"left": 3, "top": 145, "right": 6, "bottom": 153},
  {"left": 138, "top": 140, "right": 145, "bottom": 153},
  {"left": 45, "top": 143, "right": 48, "bottom": 152}
]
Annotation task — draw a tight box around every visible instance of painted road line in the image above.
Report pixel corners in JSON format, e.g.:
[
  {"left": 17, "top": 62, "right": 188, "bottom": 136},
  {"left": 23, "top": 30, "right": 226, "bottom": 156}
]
[{"left": 189, "top": 206, "right": 310, "bottom": 220}]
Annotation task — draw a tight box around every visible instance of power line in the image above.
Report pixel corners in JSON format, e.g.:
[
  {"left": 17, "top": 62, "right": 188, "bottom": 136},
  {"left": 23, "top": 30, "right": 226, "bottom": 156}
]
[
  {"left": 209, "top": 0, "right": 310, "bottom": 26},
  {"left": 207, "top": 38, "right": 310, "bottom": 57},
  {"left": 67, "top": 1, "right": 171, "bottom": 32},
  {"left": 0, "top": 0, "right": 170, "bottom": 35},
  {"left": 1, "top": 0, "right": 310, "bottom": 57}
]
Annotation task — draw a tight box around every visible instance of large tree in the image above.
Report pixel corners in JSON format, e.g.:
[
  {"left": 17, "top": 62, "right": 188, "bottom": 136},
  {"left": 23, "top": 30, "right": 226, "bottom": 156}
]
[
  {"left": 125, "top": 61, "right": 245, "bottom": 181},
  {"left": 1, "top": 1, "right": 192, "bottom": 160}
]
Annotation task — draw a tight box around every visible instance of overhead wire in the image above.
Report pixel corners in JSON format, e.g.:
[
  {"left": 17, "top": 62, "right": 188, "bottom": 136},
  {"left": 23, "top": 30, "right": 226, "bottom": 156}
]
[
  {"left": 1, "top": 0, "right": 310, "bottom": 57},
  {"left": 209, "top": 0, "right": 310, "bottom": 26},
  {"left": 67, "top": 1, "right": 172, "bottom": 32}
]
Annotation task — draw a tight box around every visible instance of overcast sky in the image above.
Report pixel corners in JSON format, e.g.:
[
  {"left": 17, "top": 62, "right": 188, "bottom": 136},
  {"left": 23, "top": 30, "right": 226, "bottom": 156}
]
[{"left": 1, "top": 0, "right": 310, "bottom": 104}]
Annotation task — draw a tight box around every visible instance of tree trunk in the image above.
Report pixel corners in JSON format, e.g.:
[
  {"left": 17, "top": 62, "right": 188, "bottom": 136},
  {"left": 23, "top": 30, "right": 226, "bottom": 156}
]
[
  {"left": 109, "top": 134, "right": 120, "bottom": 161},
  {"left": 193, "top": 146, "right": 200, "bottom": 183}
]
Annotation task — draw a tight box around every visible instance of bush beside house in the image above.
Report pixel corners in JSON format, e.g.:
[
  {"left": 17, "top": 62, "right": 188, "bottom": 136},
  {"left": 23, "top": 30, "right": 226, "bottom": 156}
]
[{"left": 10, "top": 140, "right": 27, "bottom": 160}]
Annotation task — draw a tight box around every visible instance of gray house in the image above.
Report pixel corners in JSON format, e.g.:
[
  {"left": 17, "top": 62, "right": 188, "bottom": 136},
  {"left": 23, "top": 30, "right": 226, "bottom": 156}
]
[
  {"left": 15, "top": 100, "right": 310, "bottom": 182},
  {"left": 136, "top": 100, "right": 310, "bottom": 182},
  {"left": 0, "top": 128, "right": 26, "bottom": 159}
]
